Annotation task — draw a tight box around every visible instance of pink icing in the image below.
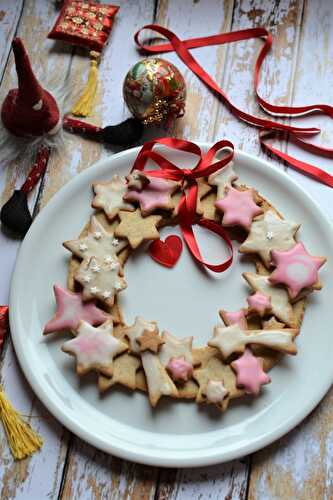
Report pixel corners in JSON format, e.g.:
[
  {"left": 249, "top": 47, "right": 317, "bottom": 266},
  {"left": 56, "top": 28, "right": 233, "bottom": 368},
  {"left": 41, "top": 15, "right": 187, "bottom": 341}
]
[
  {"left": 247, "top": 292, "right": 271, "bottom": 316},
  {"left": 231, "top": 348, "right": 270, "bottom": 395},
  {"left": 43, "top": 285, "right": 107, "bottom": 334},
  {"left": 224, "top": 310, "right": 248, "bottom": 329},
  {"left": 75, "top": 336, "right": 102, "bottom": 353},
  {"left": 123, "top": 176, "right": 177, "bottom": 213},
  {"left": 166, "top": 356, "right": 193, "bottom": 382},
  {"left": 270, "top": 242, "right": 326, "bottom": 299},
  {"left": 215, "top": 187, "right": 262, "bottom": 230}
]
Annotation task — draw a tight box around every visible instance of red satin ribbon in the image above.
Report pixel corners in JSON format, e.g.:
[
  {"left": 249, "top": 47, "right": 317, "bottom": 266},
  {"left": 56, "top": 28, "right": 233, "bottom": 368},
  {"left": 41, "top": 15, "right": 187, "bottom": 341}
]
[
  {"left": 134, "top": 25, "right": 333, "bottom": 188},
  {"left": 131, "top": 137, "right": 233, "bottom": 272},
  {"left": 0, "top": 306, "right": 9, "bottom": 353}
]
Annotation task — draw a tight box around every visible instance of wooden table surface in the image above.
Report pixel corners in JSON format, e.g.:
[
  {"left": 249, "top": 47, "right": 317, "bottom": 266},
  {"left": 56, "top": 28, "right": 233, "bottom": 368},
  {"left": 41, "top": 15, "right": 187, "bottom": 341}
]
[{"left": 1, "top": 1, "right": 333, "bottom": 498}]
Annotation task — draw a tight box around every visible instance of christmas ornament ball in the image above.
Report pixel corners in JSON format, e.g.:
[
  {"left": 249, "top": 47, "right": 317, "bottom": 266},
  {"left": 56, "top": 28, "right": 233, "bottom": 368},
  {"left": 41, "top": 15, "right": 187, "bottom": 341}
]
[{"left": 123, "top": 58, "right": 186, "bottom": 125}]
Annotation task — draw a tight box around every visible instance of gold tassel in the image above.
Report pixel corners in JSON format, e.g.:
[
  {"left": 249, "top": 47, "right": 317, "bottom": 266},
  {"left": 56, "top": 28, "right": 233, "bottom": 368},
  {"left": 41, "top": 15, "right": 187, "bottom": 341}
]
[
  {"left": 0, "top": 386, "right": 43, "bottom": 460},
  {"left": 71, "top": 51, "right": 100, "bottom": 117}
]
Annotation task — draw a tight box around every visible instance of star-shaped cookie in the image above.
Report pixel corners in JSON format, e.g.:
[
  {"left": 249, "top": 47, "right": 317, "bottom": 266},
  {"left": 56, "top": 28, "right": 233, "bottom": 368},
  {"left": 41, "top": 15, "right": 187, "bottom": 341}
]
[
  {"left": 231, "top": 348, "right": 270, "bottom": 395},
  {"left": 269, "top": 242, "right": 326, "bottom": 299},
  {"left": 239, "top": 209, "right": 300, "bottom": 268},
  {"left": 126, "top": 169, "right": 150, "bottom": 191},
  {"left": 61, "top": 320, "right": 127, "bottom": 376},
  {"left": 92, "top": 175, "right": 135, "bottom": 220},
  {"left": 98, "top": 353, "right": 141, "bottom": 391},
  {"left": 121, "top": 316, "right": 158, "bottom": 354},
  {"left": 201, "top": 379, "right": 229, "bottom": 408},
  {"left": 166, "top": 356, "right": 193, "bottom": 382},
  {"left": 208, "top": 323, "right": 297, "bottom": 358},
  {"left": 115, "top": 209, "right": 162, "bottom": 249},
  {"left": 123, "top": 176, "right": 179, "bottom": 215},
  {"left": 137, "top": 329, "right": 164, "bottom": 353},
  {"left": 247, "top": 292, "right": 272, "bottom": 317},
  {"left": 243, "top": 272, "right": 296, "bottom": 327},
  {"left": 208, "top": 162, "right": 238, "bottom": 200},
  {"left": 219, "top": 309, "right": 248, "bottom": 329},
  {"left": 75, "top": 257, "right": 127, "bottom": 307},
  {"left": 215, "top": 187, "right": 262, "bottom": 230},
  {"left": 159, "top": 331, "right": 193, "bottom": 366},
  {"left": 43, "top": 285, "right": 108, "bottom": 334},
  {"left": 63, "top": 215, "right": 127, "bottom": 262}
]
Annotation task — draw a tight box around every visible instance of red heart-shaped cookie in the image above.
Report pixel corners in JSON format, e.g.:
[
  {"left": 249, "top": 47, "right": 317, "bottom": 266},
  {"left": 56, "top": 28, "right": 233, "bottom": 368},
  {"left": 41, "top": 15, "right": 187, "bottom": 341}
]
[{"left": 149, "top": 235, "right": 183, "bottom": 268}]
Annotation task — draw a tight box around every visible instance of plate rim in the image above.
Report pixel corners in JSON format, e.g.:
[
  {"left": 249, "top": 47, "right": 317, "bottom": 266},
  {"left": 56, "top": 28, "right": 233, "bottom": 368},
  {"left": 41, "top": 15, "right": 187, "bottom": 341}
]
[{"left": 9, "top": 143, "right": 333, "bottom": 467}]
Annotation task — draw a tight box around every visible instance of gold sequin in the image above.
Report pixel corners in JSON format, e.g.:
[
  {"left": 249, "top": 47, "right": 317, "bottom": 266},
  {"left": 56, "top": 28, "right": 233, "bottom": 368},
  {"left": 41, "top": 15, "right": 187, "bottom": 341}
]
[{"left": 72, "top": 16, "right": 83, "bottom": 25}]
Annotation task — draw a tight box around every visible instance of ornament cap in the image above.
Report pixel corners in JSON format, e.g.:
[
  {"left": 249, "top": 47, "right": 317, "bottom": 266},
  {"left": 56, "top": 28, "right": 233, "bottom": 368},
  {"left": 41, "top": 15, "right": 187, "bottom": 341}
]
[{"left": 1, "top": 38, "right": 60, "bottom": 137}]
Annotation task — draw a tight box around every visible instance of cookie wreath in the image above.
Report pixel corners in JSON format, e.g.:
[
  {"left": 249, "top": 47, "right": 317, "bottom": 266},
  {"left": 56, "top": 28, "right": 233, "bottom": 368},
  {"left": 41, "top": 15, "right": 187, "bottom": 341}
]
[{"left": 43, "top": 138, "right": 326, "bottom": 411}]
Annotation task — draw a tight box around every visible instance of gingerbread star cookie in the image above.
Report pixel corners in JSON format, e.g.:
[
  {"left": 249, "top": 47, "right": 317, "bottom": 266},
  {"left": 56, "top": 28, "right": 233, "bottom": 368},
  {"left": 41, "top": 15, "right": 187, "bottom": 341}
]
[
  {"left": 62, "top": 320, "right": 127, "bottom": 376},
  {"left": 75, "top": 257, "right": 127, "bottom": 307},
  {"left": 98, "top": 353, "right": 141, "bottom": 392},
  {"left": 121, "top": 316, "right": 158, "bottom": 354},
  {"left": 215, "top": 187, "right": 262, "bottom": 231},
  {"left": 231, "top": 348, "right": 271, "bottom": 395},
  {"left": 115, "top": 209, "right": 162, "bottom": 249},
  {"left": 63, "top": 215, "right": 127, "bottom": 262},
  {"left": 243, "top": 272, "right": 296, "bottom": 327},
  {"left": 208, "top": 162, "right": 238, "bottom": 200},
  {"left": 209, "top": 323, "right": 297, "bottom": 358},
  {"left": 269, "top": 242, "right": 326, "bottom": 299},
  {"left": 126, "top": 169, "right": 150, "bottom": 191},
  {"left": 43, "top": 284, "right": 108, "bottom": 334},
  {"left": 137, "top": 329, "right": 165, "bottom": 353},
  {"left": 239, "top": 209, "right": 300, "bottom": 268},
  {"left": 92, "top": 175, "right": 135, "bottom": 220}
]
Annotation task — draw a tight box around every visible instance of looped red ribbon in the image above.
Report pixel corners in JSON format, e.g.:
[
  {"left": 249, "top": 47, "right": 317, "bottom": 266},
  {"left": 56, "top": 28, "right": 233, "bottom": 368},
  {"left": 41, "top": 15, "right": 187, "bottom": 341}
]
[
  {"left": 131, "top": 137, "right": 233, "bottom": 272},
  {"left": 134, "top": 25, "right": 333, "bottom": 188}
]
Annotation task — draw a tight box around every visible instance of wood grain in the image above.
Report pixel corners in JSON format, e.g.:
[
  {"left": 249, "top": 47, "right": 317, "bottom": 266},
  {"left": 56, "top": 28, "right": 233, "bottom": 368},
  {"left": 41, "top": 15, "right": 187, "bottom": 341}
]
[{"left": 249, "top": 1, "right": 333, "bottom": 497}]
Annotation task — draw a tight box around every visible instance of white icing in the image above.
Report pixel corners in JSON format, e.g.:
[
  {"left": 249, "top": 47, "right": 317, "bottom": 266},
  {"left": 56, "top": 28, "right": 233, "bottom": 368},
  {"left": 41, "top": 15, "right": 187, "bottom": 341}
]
[
  {"left": 244, "top": 273, "right": 295, "bottom": 326},
  {"left": 141, "top": 351, "right": 177, "bottom": 406},
  {"left": 208, "top": 162, "right": 238, "bottom": 200},
  {"left": 159, "top": 331, "right": 193, "bottom": 366},
  {"left": 240, "top": 210, "right": 300, "bottom": 266},
  {"left": 286, "top": 260, "right": 310, "bottom": 282},
  {"left": 92, "top": 175, "right": 134, "bottom": 219},
  {"left": 124, "top": 317, "right": 157, "bottom": 354},
  {"left": 205, "top": 380, "right": 228, "bottom": 404},
  {"left": 209, "top": 324, "right": 296, "bottom": 358}
]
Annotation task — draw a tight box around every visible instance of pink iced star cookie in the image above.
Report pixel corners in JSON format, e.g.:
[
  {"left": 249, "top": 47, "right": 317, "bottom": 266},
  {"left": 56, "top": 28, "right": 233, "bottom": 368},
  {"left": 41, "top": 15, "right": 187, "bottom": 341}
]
[
  {"left": 247, "top": 292, "right": 272, "bottom": 317},
  {"left": 166, "top": 356, "right": 193, "bottom": 382},
  {"left": 61, "top": 320, "right": 127, "bottom": 376},
  {"left": 43, "top": 285, "right": 108, "bottom": 335},
  {"left": 123, "top": 176, "right": 179, "bottom": 215},
  {"left": 231, "top": 348, "right": 270, "bottom": 395},
  {"left": 215, "top": 187, "right": 262, "bottom": 231},
  {"left": 269, "top": 242, "right": 326, "bottom": 299},
  {"left": 219, "top": 308, "right": 248, "bottom": 329}
]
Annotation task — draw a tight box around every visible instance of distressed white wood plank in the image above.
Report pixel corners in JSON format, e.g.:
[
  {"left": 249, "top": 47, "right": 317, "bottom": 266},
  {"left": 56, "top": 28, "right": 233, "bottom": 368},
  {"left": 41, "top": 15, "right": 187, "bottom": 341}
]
[
  {"left": 0, "top": 341, "right": 68, "bottom": 500},
  {"left": 0, "top": 0, "right": 23, "bottom": 78},
  {"left": 0, "top": 0, "right": 76, "bottom": 498},
  {"left": 214, "top": 0, "right": 304, "bottom": 158},
  {"left": 155, "top": 0, "right": 250, "bottom": 497},
  {"left": 55, "top": 2, "right": 162, "bottom": 498},
  {"left": 157, "top": 461, "right": 248, "bottom": 500},
  {"left": 249, "top": 1, "right": 333, "bottom": 497},
  {"left": 155, "top": 0, "right": 235, "bottom": 142}
]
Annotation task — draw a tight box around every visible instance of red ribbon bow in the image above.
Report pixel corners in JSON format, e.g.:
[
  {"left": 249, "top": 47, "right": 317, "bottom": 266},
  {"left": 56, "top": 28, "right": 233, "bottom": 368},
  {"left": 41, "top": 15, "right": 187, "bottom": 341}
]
[
  {"left": 131, "top": 137, "right": 233, "bottom": 273},
  {"left": 134, "top": 25, "right": 333, "bottom": 188}
]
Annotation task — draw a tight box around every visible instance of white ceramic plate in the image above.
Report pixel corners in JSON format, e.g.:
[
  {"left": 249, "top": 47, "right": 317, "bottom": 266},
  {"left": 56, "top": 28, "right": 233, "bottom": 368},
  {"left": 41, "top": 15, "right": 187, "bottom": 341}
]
[{"left": 9, "top": 144, "right": 333, "bottom": 467}]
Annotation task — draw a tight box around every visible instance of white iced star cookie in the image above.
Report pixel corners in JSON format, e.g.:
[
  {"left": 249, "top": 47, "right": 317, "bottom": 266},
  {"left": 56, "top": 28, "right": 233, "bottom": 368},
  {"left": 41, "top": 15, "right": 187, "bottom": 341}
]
[
  {"left": 121, "top": 316, "right": 158, "bottom": 354},
  {"left": 202, "top": 379, "right": 229, "bottom": 408},
  {"left": 243, "top": 272, "right": 296, "bottom": 327},
  {"left": 209, "top": 323, "right": 297, "bottom": 359},
  {"left": 92, "top": 175, "right": 135, "bottom": 220},
  {"left": 75, "top": 257, "right": 127, "bottom": 307},
  {"left": 159, "top": 331, "right": 193, "bottom": 367},
  {"left": 208, "top": 161, "right": 238, "bottom": 200},
  {"left": 239, "top": 209, "right": 300, "bottom": 268},
  {"left": 63, "top": 215, "right": 127, "bottom": 262},
  {"left": 61, "top": 320, "right": 127, "bottom": 376}
]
